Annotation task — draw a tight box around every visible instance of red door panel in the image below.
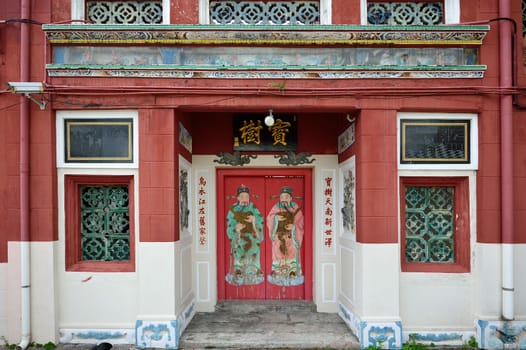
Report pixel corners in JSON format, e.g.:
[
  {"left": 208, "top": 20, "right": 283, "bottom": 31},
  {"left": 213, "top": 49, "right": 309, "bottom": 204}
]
[
  {"left": 264, "top": 176, "right": 306, "bottom": 300},
  {"left": 217, "top": 168, "right": 312, "bottom": 300},
  {"left": 222, "top": 175, "right": 267, "bottom": 299}
]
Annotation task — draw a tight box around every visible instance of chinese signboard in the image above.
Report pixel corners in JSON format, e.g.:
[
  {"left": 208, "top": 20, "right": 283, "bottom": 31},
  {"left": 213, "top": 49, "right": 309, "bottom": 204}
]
[
  {"left": 65, "top": 118, "right": 133, "bottom": 163},
  {"left": 400, "top": 119, "right": 470, "bottom": 164},
  {"left": 233, "top": 114, "right": 297, "bottom": 151}
]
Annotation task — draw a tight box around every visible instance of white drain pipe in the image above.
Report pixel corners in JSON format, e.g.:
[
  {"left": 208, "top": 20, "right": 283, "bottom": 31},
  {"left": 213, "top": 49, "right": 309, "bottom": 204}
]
[
  {"left": 17, "top": 0, "right": 32, "bottom": 348},
  {"left": 501, "top": 244, "right": 514, "bottom": 320},
  {"left": 17, "top": 242, "right": 31, "bottom": 350}
]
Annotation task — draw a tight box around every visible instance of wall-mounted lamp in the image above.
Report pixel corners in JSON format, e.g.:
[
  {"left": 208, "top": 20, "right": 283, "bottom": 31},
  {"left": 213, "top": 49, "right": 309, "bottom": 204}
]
[
  {"left": 346, "top": 113, "right": 356, "bottom": 124},
  {"left": 264, "top": 109, "right": 275, "bottom": 127},
  {"left": 7, "top": 82, "right": 46, "bottom": 110}
]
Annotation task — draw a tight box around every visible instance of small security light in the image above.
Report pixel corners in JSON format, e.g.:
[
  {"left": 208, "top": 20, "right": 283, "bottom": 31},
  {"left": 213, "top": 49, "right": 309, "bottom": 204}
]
[
  {"left": 7, "top": 82, "right": 46, "bottom": 109},
  {"left": 7, "top": 82, "right": 44, "bottom": 93},
  {"left": 264, "top": 109, "right": 275, "bottom": 127}
]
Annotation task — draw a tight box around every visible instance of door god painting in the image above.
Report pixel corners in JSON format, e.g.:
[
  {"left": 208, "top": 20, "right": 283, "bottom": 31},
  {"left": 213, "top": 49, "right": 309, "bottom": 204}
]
[
  {"left": 267, "top": 186, "right": 304, "bottom": 286},
  {"left": 226, "top": 185, "right": 264, "bottom": 285}
]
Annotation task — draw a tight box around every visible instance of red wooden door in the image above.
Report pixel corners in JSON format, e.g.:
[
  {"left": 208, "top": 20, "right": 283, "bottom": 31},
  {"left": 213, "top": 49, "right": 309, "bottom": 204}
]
[{"left": 217, "top": 168, "right": 312, "bottom": 300}]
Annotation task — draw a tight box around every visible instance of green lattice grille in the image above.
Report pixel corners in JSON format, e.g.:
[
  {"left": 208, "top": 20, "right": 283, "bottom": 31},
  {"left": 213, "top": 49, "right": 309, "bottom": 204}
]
[
  {"left": 80, "top": 185, "right": 130, "bottom": 261},
  {"left": 404, "top": 186, "right": 454, "bottom": 263}
]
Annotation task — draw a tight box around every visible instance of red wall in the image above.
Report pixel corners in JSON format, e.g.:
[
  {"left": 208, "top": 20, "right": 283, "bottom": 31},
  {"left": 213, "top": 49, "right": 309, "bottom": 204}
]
[
  {"left": 353, "top": 109, "right": 398, "bottom": 244},
  {"left": 139, "top": 109, "right": 179, "bottom": 242},
  {"left": 3, "top": 0, "right": 526, "bottom": 264}
]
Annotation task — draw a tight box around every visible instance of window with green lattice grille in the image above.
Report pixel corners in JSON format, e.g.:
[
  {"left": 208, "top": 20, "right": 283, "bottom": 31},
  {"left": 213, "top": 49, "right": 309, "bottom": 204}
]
[
  {"left": 404, "top": 185, "right": 454, "bottom": 263},
  {"left": 80, "top": 185, "right": 130, "bottom": 261},
  {"left": 367, "top": 1, "right": 444, "bottom": 25},
  {"left": 400, "top": 177, "right": 470, "bottom": 273},
  {"left": 86, "top": 1, "right": 163, "bottom": 24},
  {"left": 66, "top": 175, "right": 135, "bottom": 272}
]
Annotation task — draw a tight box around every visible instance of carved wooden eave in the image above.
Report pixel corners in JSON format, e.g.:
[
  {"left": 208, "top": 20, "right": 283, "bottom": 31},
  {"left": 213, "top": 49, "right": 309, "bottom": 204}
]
[{"left": 43, "top": 24, "right": 489, "bottom": 79}]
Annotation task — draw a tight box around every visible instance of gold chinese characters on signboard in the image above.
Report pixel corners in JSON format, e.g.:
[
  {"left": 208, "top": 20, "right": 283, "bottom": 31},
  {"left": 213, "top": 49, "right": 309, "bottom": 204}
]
[{"left": 233, "top": 114, "right": 297, "bottom": 151}]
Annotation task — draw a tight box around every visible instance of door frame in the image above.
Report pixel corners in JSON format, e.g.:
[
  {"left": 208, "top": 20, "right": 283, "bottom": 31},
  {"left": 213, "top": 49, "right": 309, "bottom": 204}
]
[{"left": 216, "top": 167, "right": 313, "bottom": 300}]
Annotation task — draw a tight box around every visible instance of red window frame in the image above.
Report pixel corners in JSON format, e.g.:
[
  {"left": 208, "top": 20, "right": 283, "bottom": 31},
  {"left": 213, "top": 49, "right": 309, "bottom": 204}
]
[
  {"left": 400, "top": 177, "right": 470, "bottom": 273},
  {"left": 65, "top": 175, "right": 135, "bottom": 272}
]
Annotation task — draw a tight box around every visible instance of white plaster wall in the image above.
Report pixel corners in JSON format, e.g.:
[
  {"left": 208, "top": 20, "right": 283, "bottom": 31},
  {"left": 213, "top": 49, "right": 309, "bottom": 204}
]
[
  {"left": 6, "top": 242, "right": 22, "bottom": 342},
  {"left": 0, "top": 262, "right": 7, "bottom": 341},
  {"left": 339, "top": 238, "right": 400, "bottom": 320},
  {"left": 474, "top": 243, "right": 526, "bottom": 320},
  {"left": 192, "top": 155, "right": 339, "bottom": 312},
  {"left": 4, "top": 242, "right": 59, "bottom": 343},
  {"left": 400, "top": 273, "right": 474, "bottom": 329},
  {"left": 516, "top": 245, "right": 526, "bottom": 318},
  {"left": 474, "top": 244, "right": 501, "bottom": 318},
  {"left": 58, "top": 272, "right": 139, "bottom": 328},
  {"left": 355, "top": 243, "right": 400, "bottom": 320},
  {"left": 137, "top": 242, "right": 175, "bottom": 319},
  {"left": 30, "top": 242, "right": 59, "bottom": 341}
]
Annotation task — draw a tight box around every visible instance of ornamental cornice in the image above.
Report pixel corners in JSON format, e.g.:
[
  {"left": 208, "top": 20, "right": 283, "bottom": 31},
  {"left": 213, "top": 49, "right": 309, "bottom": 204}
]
[
  {"left": 46, "top": 67, "right": 486, "bottom": 79},
  {"left": 43, "top": 24, "right": 489, "bottom": 46}
]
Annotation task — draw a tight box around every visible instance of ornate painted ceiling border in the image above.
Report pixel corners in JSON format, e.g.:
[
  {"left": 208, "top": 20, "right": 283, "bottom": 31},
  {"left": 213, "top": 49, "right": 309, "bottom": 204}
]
[
  {"left": 46, "top": 67, "right": 485, "bottom": 79},
  {"left": 43, "top": 24, "right": 489, "bottom": 46}
]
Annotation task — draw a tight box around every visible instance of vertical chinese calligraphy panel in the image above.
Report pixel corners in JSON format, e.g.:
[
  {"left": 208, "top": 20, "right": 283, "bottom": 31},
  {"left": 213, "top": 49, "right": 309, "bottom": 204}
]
[
  {"left": 196, "top": 169, "right": 210, "bottom": 253},
  {"left": 321, "top": 169, "right": 336, "bottom": 255}
]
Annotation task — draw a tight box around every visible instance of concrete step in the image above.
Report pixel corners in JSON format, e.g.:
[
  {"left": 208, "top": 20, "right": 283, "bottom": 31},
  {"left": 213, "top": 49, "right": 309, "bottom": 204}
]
[{"left": 179, "top": 300, "right": 360, "bottom": 349}]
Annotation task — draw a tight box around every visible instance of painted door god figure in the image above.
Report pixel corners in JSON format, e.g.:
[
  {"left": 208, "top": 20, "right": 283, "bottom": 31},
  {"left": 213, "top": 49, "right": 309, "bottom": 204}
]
[
  {"left": 226, "top": 185, "right": 264, "bottom": 285},
  {"left": 267, "top": 186, "right": 304, "bottom": 286}
]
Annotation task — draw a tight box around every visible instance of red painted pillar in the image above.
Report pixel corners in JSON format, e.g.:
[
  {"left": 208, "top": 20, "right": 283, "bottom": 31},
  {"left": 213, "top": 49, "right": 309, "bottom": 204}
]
[{"left": 498, "top": 0, "right": 515, "bottom": 321}]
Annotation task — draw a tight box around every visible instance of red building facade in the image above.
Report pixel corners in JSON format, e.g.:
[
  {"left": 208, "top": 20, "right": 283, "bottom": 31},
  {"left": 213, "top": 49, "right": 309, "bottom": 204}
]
[{"left": 1, "top": 0, "right": 526, "bottom": 348}]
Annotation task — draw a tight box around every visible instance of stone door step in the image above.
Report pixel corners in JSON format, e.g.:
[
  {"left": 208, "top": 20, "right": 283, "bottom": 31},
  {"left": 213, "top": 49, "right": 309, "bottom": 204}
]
[{"left": 179, "top": 300, "right": 360, "bottom": 349}]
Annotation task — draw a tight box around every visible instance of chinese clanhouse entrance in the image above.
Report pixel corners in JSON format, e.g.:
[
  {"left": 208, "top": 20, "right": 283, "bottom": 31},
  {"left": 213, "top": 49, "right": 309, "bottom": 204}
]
[{"left": 217, "top": 168, "right": 313, "bottom": 300}]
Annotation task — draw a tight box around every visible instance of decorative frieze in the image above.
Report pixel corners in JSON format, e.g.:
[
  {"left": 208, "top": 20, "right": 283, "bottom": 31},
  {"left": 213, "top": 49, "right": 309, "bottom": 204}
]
[
  {"left": 46, "top": 67, "right": 486, "bottom": 79},
  {"left": 43, "top": 24, "right": 488, "bottom": 79},
  {"left": 43, "top": 25, "right": 488, "bottom": 45}
]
